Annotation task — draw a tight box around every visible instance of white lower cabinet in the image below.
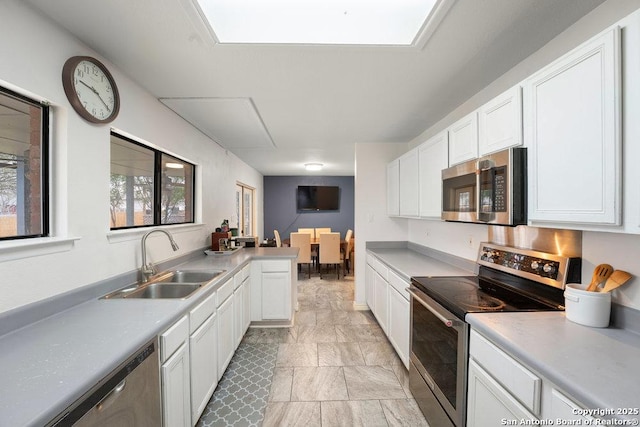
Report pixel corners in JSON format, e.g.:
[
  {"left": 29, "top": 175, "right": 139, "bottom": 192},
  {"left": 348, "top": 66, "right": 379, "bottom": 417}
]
[
  {"left": 160, "top": 315, "right": 191, "bottom": 427},
  {"left": 242, "top": 274, "right": 251, "bottom": 333},
  {"left": 468, "top": 328, "right": 597, "bottom": 426},
  {"left": 250, "top": 260, "right": 294, "bottom": 322},
  {"left": 387, "top": 284, "right": 409, "bottom": 369},
  {"left": 372, "top": 270, "right": 388, "bottom": 333},
  {"left": 233, "top": 271, "right": 244, "bottom": 349},
  {"left": 188, "top": 291, "right": 218, "bottom": 424},
  {"left": 365, "top": 261, "right": 375, "bottom": 310},
  {"left": 189, "top": 314, "right": 217, "bottom": 424},
  {"left": 366, "top": 252, "right": 409, "bottom": 368},
  {"left": 467, "top": 359, "right": 537, "bottom": 426},
  {"left": 217, "top": 293, "right": 234, "bottom": 381}
]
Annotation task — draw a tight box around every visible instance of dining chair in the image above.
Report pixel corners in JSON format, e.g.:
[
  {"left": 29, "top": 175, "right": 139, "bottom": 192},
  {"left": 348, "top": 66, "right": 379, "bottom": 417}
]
[
  {"left": 319, "top": 232, "right": 341, "bottom": 279},
  {"left": 290, "top": 232, "right": 312, "bottom": 278},
  {"left": 274, "top": 229, "right": 282, "bottom": 247},
  {"left": 297, "top": 228, "right": 315, "bottom": 239},
  {"left": 344, "top": 229, "right": 354, "bottom": 274},
  {"left": 315, "top": 227, "right": 331, "bottom": 238},
  {"left": 297, "top": 228, "right": 317, "bottom": 266}
]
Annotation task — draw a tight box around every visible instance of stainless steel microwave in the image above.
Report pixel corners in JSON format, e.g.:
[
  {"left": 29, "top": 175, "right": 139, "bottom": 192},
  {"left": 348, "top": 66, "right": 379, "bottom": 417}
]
[{"left": 442, "top": 147, "right": 526, "bottom": 226}]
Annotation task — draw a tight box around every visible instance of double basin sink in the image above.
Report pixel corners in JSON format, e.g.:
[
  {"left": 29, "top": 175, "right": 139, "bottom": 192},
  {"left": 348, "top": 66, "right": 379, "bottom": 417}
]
[{"left": 103, "top": 269, "right": 225, "bottom": 300}]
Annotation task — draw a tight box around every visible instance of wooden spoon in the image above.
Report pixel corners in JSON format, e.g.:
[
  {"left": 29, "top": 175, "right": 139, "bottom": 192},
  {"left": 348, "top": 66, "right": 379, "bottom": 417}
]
[
  {"left": 586, "top": 264, "right": 614, "bottom": 292},
  {"left": 600, "top": 270, "right": 632, "bottom": 292}
]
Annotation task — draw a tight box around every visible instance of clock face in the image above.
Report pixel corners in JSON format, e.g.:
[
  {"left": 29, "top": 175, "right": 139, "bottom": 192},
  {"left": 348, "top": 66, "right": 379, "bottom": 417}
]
[{"left": 62, "top": 56, "right": 120, "bottom": 123}]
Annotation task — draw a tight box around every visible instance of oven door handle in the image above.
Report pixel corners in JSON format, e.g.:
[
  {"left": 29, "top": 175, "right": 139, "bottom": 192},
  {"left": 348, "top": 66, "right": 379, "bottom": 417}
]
[{"left": 407, "top": 288, "right": 454, "bottom": 327}]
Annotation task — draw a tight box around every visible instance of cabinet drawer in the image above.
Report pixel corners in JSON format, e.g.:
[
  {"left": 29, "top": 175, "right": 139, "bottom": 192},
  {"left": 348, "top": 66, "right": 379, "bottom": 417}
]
[
  {"left": 261, "top": 260, "right": 290, "bottom": 272},
  {"left": 241, "top": 263, "right": 251, "bottom": 280},
  {"left": 160, "top": 315, "right": 189, "bottom": 363},
  {"left": 388, "top": 269, "right": 409, "bottom": 300},
  {"left": 216, "top": 277, "right": 234, "bottom": 307},
  {"left": 234, "top": 271, "right": 243, "bottom": 290},
  {"left": 371, "top": 257, "right": 389, "bottom": 281},
  {"left": 470, "top": 330, "right": 541, "bottom": 414},
  {"left": 190, "top": 292, "right": 216, "bottom": 333}
]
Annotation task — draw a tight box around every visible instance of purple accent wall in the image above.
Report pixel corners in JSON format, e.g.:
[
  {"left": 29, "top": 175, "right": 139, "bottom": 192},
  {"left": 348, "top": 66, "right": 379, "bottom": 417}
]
[{"left": 264, "top": 176, "right": 354, "bottom": 240}]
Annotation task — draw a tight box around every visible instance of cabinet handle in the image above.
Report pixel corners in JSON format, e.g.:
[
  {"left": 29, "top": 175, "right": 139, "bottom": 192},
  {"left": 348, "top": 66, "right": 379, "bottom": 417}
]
[{"left": 407, "top": 288, "right": 454, "bottom": 327}]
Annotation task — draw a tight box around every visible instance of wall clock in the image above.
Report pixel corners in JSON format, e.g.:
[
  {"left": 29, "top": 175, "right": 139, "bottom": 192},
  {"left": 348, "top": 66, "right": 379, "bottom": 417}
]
[{"left": 62, "top": 56, "right": 120, "bottom": 124}]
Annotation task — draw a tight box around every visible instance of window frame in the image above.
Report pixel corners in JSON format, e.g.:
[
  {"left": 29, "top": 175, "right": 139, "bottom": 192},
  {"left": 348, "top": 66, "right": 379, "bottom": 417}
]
[
  {"left": 235, "top": 182, "right": 255, "bottom": 237},
  {"left": 110, "top": 131, "right": 195, "bottom": 230},
  {"left": 0, "top": 86, "right": 50, "bottom": 241}
]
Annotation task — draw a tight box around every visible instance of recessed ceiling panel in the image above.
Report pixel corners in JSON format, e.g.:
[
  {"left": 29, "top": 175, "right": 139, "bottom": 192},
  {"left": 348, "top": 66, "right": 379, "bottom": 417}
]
[
  {"left": 194, "top": 0, "right": 438, "bottom": 45},
  {"left": 160, "top": 97, "right": 275, "bottom": 149}
]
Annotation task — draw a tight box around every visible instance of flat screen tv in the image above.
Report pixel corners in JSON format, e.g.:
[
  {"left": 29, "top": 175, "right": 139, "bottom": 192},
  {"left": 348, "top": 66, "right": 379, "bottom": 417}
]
[{"left": 297, "top": 186, "right": 340, "bottom": 211}]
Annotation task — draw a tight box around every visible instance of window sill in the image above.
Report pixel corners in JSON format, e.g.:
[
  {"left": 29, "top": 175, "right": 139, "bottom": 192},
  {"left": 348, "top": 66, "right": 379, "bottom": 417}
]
[
  {"left": 0, "top": 236, "right": 81, "bottom": 263},
  {"left": 107, "top": 223, "right": 207, "bottom": 244}
]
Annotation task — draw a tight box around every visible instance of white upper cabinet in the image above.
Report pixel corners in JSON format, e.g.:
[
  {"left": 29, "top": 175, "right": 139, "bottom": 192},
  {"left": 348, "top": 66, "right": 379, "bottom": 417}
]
[
  {"left": 448, "top": 111, "right": 478, "bottom": 166},
  {"left": 478, "top": 86, "right": 523, "bottom": 156},
  {"left": 399, "top": 148, "right": 419, "bottom": 217},
  {"left": 387, "top": 159, "right": 400, "bottom": 216},
  {"left": 418, "top": 131, "right": 448, "bottom": 218},
  {"left": 524, "top": 27, "right": 621, "bottom": 226}
]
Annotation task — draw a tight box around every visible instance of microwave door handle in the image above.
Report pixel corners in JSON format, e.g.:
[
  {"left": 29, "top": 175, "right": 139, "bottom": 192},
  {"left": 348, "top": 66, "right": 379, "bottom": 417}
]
[{"left": 407, "top": 288, "right": 454, "bottom": 327}]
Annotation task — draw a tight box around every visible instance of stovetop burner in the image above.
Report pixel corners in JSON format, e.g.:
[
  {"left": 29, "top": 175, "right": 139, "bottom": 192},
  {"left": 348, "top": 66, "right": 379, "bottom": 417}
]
[{"left": 454, "top": 293, "right": 506, "bottom": 311}]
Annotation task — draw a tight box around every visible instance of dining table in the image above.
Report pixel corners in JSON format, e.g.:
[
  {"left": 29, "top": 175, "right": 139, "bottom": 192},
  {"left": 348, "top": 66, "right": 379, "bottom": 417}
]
[{"left": 282, "top": 236, "right": 355, "bottom": 273}]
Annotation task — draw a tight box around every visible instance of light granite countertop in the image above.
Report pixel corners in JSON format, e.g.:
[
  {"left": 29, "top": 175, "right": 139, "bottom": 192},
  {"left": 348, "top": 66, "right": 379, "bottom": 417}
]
[
  {"left": 467, "top": 311, "right": 640, "bottom": 421},
  {"left": 0, "top": 247, "right": 297, "bottom": 427}
]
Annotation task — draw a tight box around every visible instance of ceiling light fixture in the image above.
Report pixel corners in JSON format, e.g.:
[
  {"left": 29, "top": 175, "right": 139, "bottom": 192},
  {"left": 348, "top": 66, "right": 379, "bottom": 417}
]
[
  {"left": 165, "top": 162, "right": 185, "bottom": 169},
  {"left": 305, "top": 163, "right": 323, "bottom": 171}
]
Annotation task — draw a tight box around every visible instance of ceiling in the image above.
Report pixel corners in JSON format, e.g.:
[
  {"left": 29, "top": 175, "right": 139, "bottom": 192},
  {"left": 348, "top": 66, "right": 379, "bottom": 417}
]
[{"left": 26, "top": 0, "right": 605, "bottom": 176}]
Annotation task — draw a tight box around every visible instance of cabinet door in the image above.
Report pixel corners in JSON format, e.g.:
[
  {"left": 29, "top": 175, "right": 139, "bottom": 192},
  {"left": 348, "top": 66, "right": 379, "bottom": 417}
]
[
  {"left": 548, "top": 389, "right": 594, "bottom": 423},
  {"left": 525, "top": 28, "right": 621, "bottom": 225},
  {"left": 365, "top": 263, "right": 375, "bottom": 311},
  {"left": 418, "top": 131, "right": 448, "bottom": 218},
  {"left": 387, "top": 159, "right": 400, "bottom": 216},
  {"left": 467, "top": 359, "right": 537, "bottom": 427},
  {"left": 190, "top": 314, "right": 217, "bottom": 424},
  {"left": 448, "top": 112, "right": 478, "bottom": 166},
  {"left": 373, "top": 271, "right": 388, "bottom": 333},
  {"left": 233, "top": 287, "right": 243, "bottom": 349},
  {"left": 242, "top": 277, "right": 251, "bottom": 334},
  {"left": 161, "top": 342, "right": 191, "bottom": 427},
  {"left": 479, "top": 86, "right": 522, "bottom": 156},
  {"left": 261, "top": 272, "right": 290, "bottom": 320},
  {"left": 217, "top": 296, "right": 235, "bottom": 380},
  {"left": 399, "top": 149, "right": 419, "bottom": 217},
  {"left": 387, "top": 287, "right": 409, "bottom": 369}
]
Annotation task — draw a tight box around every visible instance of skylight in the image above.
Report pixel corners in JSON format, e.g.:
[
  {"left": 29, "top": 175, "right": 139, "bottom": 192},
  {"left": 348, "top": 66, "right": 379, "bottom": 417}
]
[{"left": 194, "top": 0, "right": 440, "bottom": 46}]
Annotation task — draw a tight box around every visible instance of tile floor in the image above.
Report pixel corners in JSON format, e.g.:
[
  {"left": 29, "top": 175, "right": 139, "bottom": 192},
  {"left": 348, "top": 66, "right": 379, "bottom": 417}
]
[{"left": 198, "top": 274, "right": 429, "bottom": 426}]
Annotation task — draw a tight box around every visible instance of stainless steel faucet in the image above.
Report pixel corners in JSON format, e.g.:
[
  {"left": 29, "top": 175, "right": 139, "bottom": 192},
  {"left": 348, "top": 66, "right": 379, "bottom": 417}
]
[{"left": 141, "top": 229, "right": 179, "bottom": 282}]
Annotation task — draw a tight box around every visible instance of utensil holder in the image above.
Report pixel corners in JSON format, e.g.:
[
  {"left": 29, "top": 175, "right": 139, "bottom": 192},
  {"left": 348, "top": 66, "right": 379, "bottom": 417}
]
[{"left": 564, "top": 283, "right": 611, "bottom": 327}]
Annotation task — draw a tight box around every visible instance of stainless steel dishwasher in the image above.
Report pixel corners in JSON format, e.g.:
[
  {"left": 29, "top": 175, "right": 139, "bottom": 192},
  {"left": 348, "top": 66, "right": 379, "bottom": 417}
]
[{"left": 47, "top": 338, "right": 161, "bottom": 427}]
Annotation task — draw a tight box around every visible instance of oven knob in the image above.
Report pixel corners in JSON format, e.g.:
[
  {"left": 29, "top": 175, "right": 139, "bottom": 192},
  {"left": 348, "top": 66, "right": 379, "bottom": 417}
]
[
  {"left": 543, "top": 263, "right": 556, "bottom": 274},
  {"left": 530, "top": 261, "right": 540, "bottom": 270}
]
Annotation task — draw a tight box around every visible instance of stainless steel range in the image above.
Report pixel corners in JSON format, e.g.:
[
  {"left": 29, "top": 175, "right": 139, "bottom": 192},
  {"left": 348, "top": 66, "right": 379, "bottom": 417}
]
[{"left": 408, "top": 242, "right": 581, "bottom": 427}]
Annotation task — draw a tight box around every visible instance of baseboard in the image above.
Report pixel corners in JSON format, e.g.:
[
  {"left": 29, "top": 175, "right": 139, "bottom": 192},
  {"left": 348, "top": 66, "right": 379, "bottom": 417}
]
[{"left": 352, "top": 302, "right": 370, "bottom": 311}]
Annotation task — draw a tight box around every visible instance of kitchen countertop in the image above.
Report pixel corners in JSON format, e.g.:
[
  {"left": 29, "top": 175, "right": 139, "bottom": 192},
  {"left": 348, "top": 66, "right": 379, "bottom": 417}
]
[
  {"left": 0, "top": 247, "right": 297, "bottom": 427},
  {"left": 367, "top": 247, "right": 475, "bottom": 280},
  {"left": 467, "top": 311, "right": 640, "bottom": 421}
]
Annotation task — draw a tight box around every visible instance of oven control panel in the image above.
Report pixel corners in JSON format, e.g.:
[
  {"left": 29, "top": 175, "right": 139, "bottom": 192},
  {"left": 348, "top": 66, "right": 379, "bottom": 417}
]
[{"left": 480, "top": 246, "right": 560, "bottom": 279}]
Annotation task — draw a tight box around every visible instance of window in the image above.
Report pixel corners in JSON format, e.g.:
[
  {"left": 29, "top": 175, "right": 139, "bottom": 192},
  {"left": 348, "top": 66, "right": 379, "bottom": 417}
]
[
  {"left": 235, "top": 182, "right": 254, "bottom": 237},
  {"left": 0, "top": 87, "right": 49, "bottom": 240},
  {"left": 110, "top": 132, "right": 194, "bottom": 229}
]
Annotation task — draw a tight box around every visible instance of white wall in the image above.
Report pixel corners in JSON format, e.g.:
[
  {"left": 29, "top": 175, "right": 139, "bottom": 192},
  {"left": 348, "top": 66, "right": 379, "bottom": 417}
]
[
  {"left": 0, "top": 1, "right": 263, "bottom": 314},
  {"left": 353, "top": 142, "right": 407, "bottom": 305},
  {"left": 357, "top": 0, "right": 640, "bottom": 311}
]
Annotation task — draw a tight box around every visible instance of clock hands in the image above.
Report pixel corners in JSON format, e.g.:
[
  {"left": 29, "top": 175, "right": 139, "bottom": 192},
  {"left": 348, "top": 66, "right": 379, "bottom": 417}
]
[{"left": 77, "top": 79, "right": 111, "bottom": 112}]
